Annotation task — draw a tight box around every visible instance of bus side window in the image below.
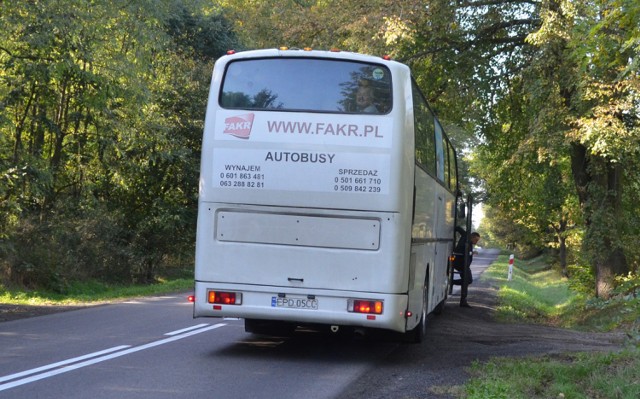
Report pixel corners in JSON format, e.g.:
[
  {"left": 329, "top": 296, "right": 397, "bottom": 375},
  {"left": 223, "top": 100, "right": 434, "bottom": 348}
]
[
  {"left": 442, "top": 135, "right": 450, "bottom": 187},
  {"left": 448, "top": 141, "right": 457, "bottom": 190},
  {"left": 434, "top": 120, "right": 445, "bottom": 182},
  {"left": 412, "top": 81, "right": 436, "bottom": 175}
]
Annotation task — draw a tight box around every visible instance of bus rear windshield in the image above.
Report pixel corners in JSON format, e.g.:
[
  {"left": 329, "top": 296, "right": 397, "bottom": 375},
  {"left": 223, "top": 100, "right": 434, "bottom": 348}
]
[{"left": 220, "top": 58, "right": 392, "bottom": 115}]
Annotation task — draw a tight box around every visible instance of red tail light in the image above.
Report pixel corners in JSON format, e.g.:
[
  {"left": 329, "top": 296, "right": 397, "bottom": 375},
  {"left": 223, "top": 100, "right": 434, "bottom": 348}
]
[
  {"left": 207, "top": 291, "right": 242, "bottom": 305},
  {"left": 348, "top": 299, "right": 383, "bottom": 315}
]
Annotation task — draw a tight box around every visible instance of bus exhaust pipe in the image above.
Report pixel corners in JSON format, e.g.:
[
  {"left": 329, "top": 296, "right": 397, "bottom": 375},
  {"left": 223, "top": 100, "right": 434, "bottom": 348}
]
[{"left": 330, "top": 325, "right": 340, "bottom": 333}]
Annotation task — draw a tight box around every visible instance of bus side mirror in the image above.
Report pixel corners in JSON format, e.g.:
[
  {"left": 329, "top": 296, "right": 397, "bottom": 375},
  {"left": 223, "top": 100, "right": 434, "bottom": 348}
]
[{"left": 458, "top": 203, "right": 466, "bottom": 219}]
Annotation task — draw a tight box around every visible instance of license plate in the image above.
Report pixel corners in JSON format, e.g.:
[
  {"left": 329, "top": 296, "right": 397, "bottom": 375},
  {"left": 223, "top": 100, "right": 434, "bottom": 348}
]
[{"left": 271, "top": 296, "right": 319, "bottom": 310}]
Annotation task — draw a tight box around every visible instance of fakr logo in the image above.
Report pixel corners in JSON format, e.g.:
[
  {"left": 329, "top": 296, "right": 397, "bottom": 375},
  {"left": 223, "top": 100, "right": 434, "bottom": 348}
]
[{"left": 223, "top": 113, "right": 255, "bottom": 139}]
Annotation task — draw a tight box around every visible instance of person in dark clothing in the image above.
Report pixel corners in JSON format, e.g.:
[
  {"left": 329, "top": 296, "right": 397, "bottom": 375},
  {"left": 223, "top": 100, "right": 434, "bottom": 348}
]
[{"left": 452, "top": 227, "right": 481, "bottom": 308}]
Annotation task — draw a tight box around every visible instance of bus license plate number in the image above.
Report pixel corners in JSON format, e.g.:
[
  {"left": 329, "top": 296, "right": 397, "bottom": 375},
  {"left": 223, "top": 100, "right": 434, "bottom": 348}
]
[{"left": 272, "top": 297, "right": 319, "bottom": 310}]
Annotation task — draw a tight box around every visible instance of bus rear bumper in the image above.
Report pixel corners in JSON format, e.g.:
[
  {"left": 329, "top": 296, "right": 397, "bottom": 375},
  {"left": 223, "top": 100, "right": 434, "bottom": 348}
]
[{"left": 193, "top": 282, "right": 408, "bottom": 333}]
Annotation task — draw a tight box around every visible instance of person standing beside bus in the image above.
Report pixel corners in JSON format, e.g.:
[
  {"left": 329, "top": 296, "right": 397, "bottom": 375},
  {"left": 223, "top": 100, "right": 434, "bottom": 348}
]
[{"left": 452, "top": 227, "right": 481, "bottom": 308}]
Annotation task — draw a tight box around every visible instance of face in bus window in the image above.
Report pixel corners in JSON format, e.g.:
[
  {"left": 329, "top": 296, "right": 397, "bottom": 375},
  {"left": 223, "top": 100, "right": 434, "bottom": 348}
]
[{"left": 356, "top": 85, "right": 378, "bottom": 113}]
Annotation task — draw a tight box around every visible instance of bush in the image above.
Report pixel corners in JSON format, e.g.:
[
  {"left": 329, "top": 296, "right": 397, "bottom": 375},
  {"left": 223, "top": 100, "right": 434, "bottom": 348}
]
[
  {"left": 567, "top": 263, "right": 595, "bottom": 296},
  {"left": 2, "top": 203, "right": 194, "bottom": 292}
]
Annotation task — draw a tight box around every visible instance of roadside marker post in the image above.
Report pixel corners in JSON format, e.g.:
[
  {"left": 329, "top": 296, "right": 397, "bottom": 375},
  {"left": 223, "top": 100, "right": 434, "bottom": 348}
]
[{"left": 508, "top": 254, "right": 514, "bottom": 281}]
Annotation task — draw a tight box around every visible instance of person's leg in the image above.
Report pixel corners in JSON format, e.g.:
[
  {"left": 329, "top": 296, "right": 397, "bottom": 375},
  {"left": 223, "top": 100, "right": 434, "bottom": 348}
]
[
  {"left": 452, "top": 260, "right": 464, "bottom": 285},
  {"left": 460, "top": 265, "right": 472, "bottom": 307}
]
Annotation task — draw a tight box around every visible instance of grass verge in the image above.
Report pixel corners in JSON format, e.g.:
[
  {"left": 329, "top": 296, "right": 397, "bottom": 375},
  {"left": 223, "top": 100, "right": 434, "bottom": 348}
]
[
  {"left": 481, "top": 254, "right": 580, "bottom": 326},
  {"left": 466, "top": 350, "right": 640, "bottom": 399},
  {"left": 0, "top": 278, "right": 193, "bottom": 305},
  {"left": 464, "top": 253, "right": 640, "bottom": 399}
]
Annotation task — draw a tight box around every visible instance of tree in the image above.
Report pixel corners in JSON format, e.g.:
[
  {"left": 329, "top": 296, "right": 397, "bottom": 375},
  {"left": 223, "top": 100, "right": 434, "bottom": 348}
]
[
  {"left": 524, "top": 0, "right": 639, "bottom": 297},
  {"left": 1, "top": 0, "right": 239, "bottom": 287},
  {"left": 394, "top": 0, "right": 638, "bottom": 296}
]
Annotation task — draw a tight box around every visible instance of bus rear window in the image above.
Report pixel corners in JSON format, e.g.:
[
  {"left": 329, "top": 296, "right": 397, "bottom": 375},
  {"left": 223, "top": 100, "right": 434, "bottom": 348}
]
[{"left": 220, "top": 58, "right": 392, "bottom": 114}]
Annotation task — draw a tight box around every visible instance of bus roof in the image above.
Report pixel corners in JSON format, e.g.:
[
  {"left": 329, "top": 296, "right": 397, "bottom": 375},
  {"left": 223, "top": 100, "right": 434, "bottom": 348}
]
[{"left": 220, "top": 48, "right": 407, "bottom": 70}]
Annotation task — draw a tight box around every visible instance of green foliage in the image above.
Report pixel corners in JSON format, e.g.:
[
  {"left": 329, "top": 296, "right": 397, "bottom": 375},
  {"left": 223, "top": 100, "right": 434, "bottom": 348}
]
[
  {"left": 483, "top": 255, "right": 640, "bottom": 337},
  {"left": 465, "top": 0, "right": 640, "bottom": 296},
  {"left": 469, "top": 255, "right": 640, "bottom": 399},
  {"left": 1, "top": 203, "right": 194, "bottom": 291},
  {"left": 0, "top": 0, "right": 239, "bottom": 288},
  {"left": 0, "top": 278, "right": 193, "bottom": 305},
  {"left": 220, "top": 0, "right": 402, "bottom": 55},
  {"left": 466, "top": 350, "right": 640, "bottom": 399},
  {"left": 482, "top": 255, "right": 579, "bottom": 324},
  {"left": 582, "top": 273, "right": 640, "bottom": 334},
  {"left": 567, "top": 263, "right": 596, "bottom": 296},
  {"left": 2, "top": 0, "right": 639, "bottom": 297},
  {"left": 613, "top": 273, "right": 640, "bottom": 298}
]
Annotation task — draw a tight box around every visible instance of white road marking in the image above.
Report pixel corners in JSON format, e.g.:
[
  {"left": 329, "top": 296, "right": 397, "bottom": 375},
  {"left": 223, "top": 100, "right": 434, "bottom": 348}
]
[
  {"left": 0, "top": 346, "right": 131, "bottom": 384},
  {"left": 164, "top": 323, "right": 210, "bottom": 336},
  {"left": 0, "top": 323, "right": 226, "bottom": 392}
]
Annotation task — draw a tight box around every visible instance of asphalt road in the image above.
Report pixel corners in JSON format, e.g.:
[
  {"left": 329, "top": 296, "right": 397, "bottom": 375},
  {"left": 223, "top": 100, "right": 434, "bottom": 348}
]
[{"left": 0, "top": 250, "right": 500, "bottom": 399}]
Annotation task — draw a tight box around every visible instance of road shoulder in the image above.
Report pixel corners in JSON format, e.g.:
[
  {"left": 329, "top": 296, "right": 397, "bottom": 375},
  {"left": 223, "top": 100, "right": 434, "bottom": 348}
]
[{"left": 339, "top": 260, "right": 624, "bottom": 399}]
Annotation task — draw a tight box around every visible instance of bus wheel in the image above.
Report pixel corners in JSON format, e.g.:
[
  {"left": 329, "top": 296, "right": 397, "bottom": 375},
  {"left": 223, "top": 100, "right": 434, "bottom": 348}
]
[{"left": 405, "top": 280, "right": 428, "bottom": 343}]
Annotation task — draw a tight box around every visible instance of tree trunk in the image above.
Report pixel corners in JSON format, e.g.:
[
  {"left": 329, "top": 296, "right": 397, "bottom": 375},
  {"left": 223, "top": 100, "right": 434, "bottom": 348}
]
[
  {"left": 558, "top": 235, "right": 567, "bottom": 277},
  {"left": 571, "top": 144, "right": 629, "bottom": 298},
  {"left": 13, "top": 88, "right": 32, "bottom": 163},
  {"left": 595, "top": 246, "right": 627, "bottom": 298},
  {"left": 594, "top": 160, "right": 628, "bottom": 298},
  {"left": 558, "top": 219, "right": 568, "bottom": 277},
  {"left": 551, "top": 219, "right": 569, "bottom": 277}
]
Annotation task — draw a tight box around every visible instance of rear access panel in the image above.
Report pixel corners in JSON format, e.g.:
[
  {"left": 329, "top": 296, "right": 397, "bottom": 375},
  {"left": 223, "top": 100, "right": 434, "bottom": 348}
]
[{"left": 215, "top": 210, "right": 380, "bottom": 251}]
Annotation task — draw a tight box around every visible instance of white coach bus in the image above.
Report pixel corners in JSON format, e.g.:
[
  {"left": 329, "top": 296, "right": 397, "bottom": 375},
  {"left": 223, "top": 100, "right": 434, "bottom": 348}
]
[{"left": 193, "top": 48, "right": 460, "bottom": 342}]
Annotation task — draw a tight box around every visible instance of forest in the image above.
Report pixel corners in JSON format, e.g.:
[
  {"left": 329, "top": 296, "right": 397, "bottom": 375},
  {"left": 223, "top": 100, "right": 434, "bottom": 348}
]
[{"left": 1, "top": 0, "right": 638, "bottom": 298}]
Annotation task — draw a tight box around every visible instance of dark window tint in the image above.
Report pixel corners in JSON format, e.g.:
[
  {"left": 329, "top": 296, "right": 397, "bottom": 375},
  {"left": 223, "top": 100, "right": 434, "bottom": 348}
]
[
  {"left": 220, "top": 58, "right": 392, "bottom": 114},
  {"left": 412, "top": 81, "right": 436, "bottom": 174},
  {"left": 448, "top": 142, "right": 457, "bottom": 190}
]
